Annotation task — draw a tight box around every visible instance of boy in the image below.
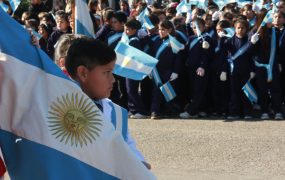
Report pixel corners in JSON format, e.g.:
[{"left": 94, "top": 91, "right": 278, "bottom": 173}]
[{"left": 65, "top": 37, "right": 151, "bottom": 169}]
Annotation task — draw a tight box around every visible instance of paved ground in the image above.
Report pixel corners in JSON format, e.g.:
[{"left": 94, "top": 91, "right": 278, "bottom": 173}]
[{"left": 129, "top": 118, "right": 285, "bottom": 180}]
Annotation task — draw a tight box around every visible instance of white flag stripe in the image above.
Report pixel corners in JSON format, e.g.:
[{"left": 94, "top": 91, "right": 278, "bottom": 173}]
[
  {"left": 116, "top": 53, "right": 153, "bottom": 74},
  {"left": 0, "top": 52, "right": 154, "bottom": 179}
]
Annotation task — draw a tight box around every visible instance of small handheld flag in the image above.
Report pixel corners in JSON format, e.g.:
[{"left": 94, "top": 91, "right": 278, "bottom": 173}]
[
  {"left": 160, "top": 81, "right": 177, "bottom": 102},
  {"left": 242, "top": 80, "right": 258, "bottom": 104},
  {"left": 114, "top": 42, "right": 158, "bottom": 80}
]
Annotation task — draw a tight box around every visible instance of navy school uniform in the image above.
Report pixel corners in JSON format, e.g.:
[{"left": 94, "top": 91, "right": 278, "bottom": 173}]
[
  {"left": 150, "top": 36, "right": 182, "bottom": 115},
  {"left": 278, "top": 27, "right": 285, "bottom": 103},
  {"left": 224, "top": 34, "right": 255, "bottom": 116},
  {"left": 140, "top": 33, "right": 160, "bottom": 113},
  {"left": 95, "top": 24, "right": 112, "bottom": 42},
  {"left": 47, "top": 27, "right": 72, "bottom": 60},
  {"left": 184, "top": 33, "right": 214, "bottom": 116},
  {"left": 210, "top": 35, "right": 230, "bottom": 115},
  {"left": 125, "top": 34, "right": 147, "bottom": 115},
  {"left": 174, "top": 30, "right": 190, "bottom": 111},
  {"left": 253, "top": 27, "right": 282, "bottom": 114},
  {"left": 106, "top": 30, "right": 128, "bottom": 109}
]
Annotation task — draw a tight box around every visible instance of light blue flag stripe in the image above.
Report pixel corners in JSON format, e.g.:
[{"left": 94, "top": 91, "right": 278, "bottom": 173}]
[
  {"left": 0, "top": 2, "right": 9, "bottom": 11},
  {"left": 114, "top": 42, "right": 158, "bottom": 80},
  {"left": 75, "top": 0, "right": 95, "bottom": 37},
  {"left": 160, "top": 81, "right": 176, "bottom": 102},
  {"left": 169, "top": 35, "right": 185, "bottom": 54},
  {"left": 108, "top": 33, "right": 123, "bottom": 45},
  {"left": 151, "top": 67, "right": 162, "bottom": 86},
  {"left": 0, "top": 130, "right": 118, "bottom": 180},
  {"left": 142, "top": 15, "right": 154, "bottom": 29},
  {"left": 0, "top": 8, "right": 69, "bottom": 80},
  {"left": 109, "top": 102, "right": 128, "bottom": 141},
  {"left": 242, "top": 81, "right": 258, "bottom": 104},
  {"left": 224, "top": 27, "right": 235, "bottom": 38},
  {"left": 9, "top": 0, "right": 21, "bottom": 12},
  {"left": 254, "top": 27, "right": 276, "bottom": 82}
]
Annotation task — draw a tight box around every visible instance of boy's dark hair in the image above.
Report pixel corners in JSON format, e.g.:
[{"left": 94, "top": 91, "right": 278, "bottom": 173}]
[
  {"left": 39, "top": 23, "right": 53, "bottom": 35},
  {"left": 57, "top": 12, "right": 69, "bottom": 22},
  {"left": 125, "top": 19, "right": 141, "bottom": 30},
  {"left": 159, "top": 20, "right": 176, "bottom": 36},
  {"left": 112, "top": 11, "right": 127, "bottom": 23},
  {"left": 103, "top": 9, "right": 114, "bottom": 21},
  {"left": 148, "top": 14, "right": 160, "bottom": 26},
  {"left": 66, "top": 38, "right": 116, "bottom": 79},
  {"left": 217, "top": 20, "right": 230, "bottom": 29}
]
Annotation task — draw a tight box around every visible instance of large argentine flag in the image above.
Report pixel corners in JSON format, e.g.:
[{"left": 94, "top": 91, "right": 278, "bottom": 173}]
[
  {"left": 75, "top": 0, "right": 95, "bottom": 38},
  {"left": 0, "top": 9, "right": 155, "bottom": 180},
  {"left": 114, "top": 42, "right": 158, "bottom": 80}
]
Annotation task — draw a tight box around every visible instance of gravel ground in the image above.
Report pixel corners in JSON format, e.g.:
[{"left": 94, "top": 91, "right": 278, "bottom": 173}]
[{"left": 129, "top": 118, "right": 285, "bottom": 180}]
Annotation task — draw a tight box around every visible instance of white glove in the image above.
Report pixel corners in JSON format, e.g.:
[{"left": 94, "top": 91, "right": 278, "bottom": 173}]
[
  {"left": 218, "top": 31, "right": 226, "bottom": 38},
  {"left": 250, "top": 72, "right": 256, "bottom": 80},
  {"left": 212, "top": 11, "right": 221, "bottom": 21},
  {"left": 250, "top": 33, "right": 259, "bottom": 44},
  {"left": 279, "top": 64, "right": 282, "bottom": 72},
  {"left": 196, "top": 67, "right": 205, "bottom": 77},
  {"left": 169, "top": 72, "right": 178, "bottom": 81},
  {"left": 137, "top": 29, "right": 148, "bottom": 39},
  {"left": 202, "top": 40, "right": 210, "bottom": 49},
  {"left": 186, "top": 12, "right": 191, "bottom": 24},
  {"left": 220, "top": 72, "right": 227, "bottom": 81}
]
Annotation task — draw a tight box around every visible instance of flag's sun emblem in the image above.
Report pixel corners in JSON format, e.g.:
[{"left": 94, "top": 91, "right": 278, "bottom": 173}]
[{"left": 47, "top": 93, "right": 102, "bottom": 147}]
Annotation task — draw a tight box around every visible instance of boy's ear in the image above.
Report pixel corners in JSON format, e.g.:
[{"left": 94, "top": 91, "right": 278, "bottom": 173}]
[{"left": 76, "top": 65, "right": 88, "bottom": 82}]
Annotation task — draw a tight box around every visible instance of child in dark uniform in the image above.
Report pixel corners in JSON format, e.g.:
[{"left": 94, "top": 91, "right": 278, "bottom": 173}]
[
  {"left": 180, "top": 18, "right": 214, "bottom": 119},
  {"left": 124, "top": 19, "right": 148, "bottom": 119}
]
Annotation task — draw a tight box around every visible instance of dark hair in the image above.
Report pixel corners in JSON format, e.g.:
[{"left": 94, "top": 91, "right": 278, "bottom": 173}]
[
  {"left": 66, "top": 38, "right": 116, "bottom": 78},
  {"left": 125, "top": 19, "right": 141, "bottom": 30},
  {"left": 39, "top": 23, "right": 53, "bottom": 35},
  {"left": 216, "top": 20, "right": 230, "bottom": 29},
  {"left": 57, "top": 12, "right": 69, "bottom": 22},
  {"left": 195, "top": 17, "right": 206, "bottom": 28},
  {"left": 148, "top": 14, "right": 160, "bottom": 26},
  {"left": 112, "top": 11, "right": 127, "bottom": 23},
  {"left": 234, "top": 19, "right": 249, "bottom": 31},
  {"left": 103, "top": 9, "right": 114, "bottom": 21},
  {"left": 88, "top": 0, "right": 98, "bottom": 14},
  {"left": 42, "top": 13, "right": 56, "bottom": 27},
  {"left": 159, "top": 20, "right": 175, "bottom": 36}
]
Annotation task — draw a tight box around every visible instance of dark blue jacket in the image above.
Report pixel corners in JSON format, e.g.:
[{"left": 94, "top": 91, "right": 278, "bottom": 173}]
[
  {"left": 106, "top": 30, "right": 123, "bottom": 49},
  {"left": 224, "top": 34, "right": 254, "bottom": 74},
  {"left": 95, "top": 24, "right": 112, "bottom": 42},
  {"left": 151, "top": 36, "right": 182, "bottom": 73},
  {"left": 186, "top": 33, "right": 214, "bottom": 70}
]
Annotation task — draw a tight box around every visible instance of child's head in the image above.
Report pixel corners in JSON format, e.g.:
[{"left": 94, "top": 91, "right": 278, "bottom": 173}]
[
  {"left": 102, "top": 9, "right": 114, "bottom": 23},
  {"left": 241, "top": 4, "right": 255, "bottom": 20},
  {"left": 38, "top": 23, "right": 53, "bottom": 39},
  {"left": 65, "top": 38, "right": 116, "bottom": 99},
  {"left": 234, "top": 19, "right": 248, "bottom": 38},
  {"left": 202, "top": 13, "right": 213, "bottom": 29},
  {"left": 41, "top": 13, "right": 56, "bottom": 27},
  {"left": 152, "top": 10, "right": 166, "bottom": 22},
  {"left": 191, "top": 8, "right": 205, "bottom": 21},
  {"left": 21, "top": 11, "right": 31, "bottom": 24},
  {"left": 273, "top": 11, "right": 285, "bottom": 28},
  {"left": 191, "top": 17, "right": 206, "bottom": 35},
  {"left": 147, "top": 14, "right": 160, "bottom": 34},
  {"left": 56, "top": 12, "right": 70, "bottom": 31},
  {"left": 278, "top": 0, "right": 285, "bottom": 13},
  {"left": 111, "top": 11, "right": 127, "bottom": 31},
  {"left": 119, "top": 0, "right": 129, "bottom": 13},
  {"left": 124, "top": 19, "right": 141, "bottom": 36},
  {"left": 216, "top": 20, "right": 230, "bottom": 34},
  {"left": 158, "top": 20, "right": 175, "bottom": 38}
]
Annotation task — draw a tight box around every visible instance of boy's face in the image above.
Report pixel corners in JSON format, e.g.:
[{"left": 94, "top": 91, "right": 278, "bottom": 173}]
[
  {"left": 158, "top": 26, "right": 171, "bottom": 38},
  {"left": 124, "top": 26, "right": 136, "bottom": 36},
  {"left": 111, "top": 18, "right": 124, "bottom": 31},
  {"left": 191, "top": 22, "right": 205, "bottom": 35},
  {"left": 273, "top": 13, "right": 285, "bottom": 27},
  {"left": 56, "top": 17, "right": 70, "bottom": 31},
  {"left": 216, "top": 25, "right": 223, "bottom": 34},
  {"left": 242, "top": 7, "right": 254, "bottom": 20},
  {"left": 235, "top": 22, "right": 246, "bottom": 38},
  {"left": 78, "top": 60, "right": 116, "bottom": 100}
]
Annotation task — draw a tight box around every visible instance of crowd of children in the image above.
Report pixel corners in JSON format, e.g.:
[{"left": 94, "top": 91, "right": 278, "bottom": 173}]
[{"left": 3, "top": 0, "right": 285, "bottom": 120}]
